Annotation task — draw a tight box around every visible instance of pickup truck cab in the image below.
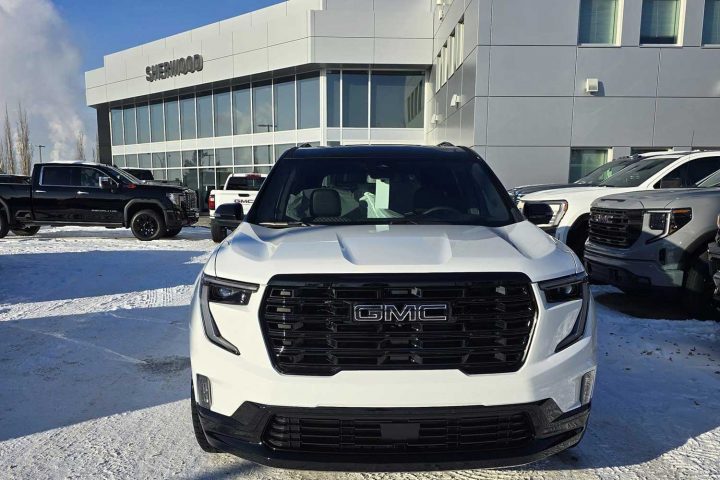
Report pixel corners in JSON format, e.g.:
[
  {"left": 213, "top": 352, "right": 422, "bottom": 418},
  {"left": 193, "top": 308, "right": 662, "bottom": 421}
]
[
  {"left": 518, "top": 151, "right": 720, "bottom": 256},
  {"left": 0, "top": 162, "right": 199, "bottom": 241},
  {"left": 190, "top": 145, "right": 596, "bottom": 470},
  {"left": 208, "top": 173, "right": 266, "bottom": 217}
]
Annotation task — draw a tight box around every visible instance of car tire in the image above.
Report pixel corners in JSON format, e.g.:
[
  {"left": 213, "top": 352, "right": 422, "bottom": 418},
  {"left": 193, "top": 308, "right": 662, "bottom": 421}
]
[
  {"left": 11, "top": 226, "right": 40, "bottom": 237},
  {"left": 130, "top": 209, "right": 165, "bottom": 241},
  {"left": 0, "top": 211, "right": 9, "bottom": 239},
  {"left": 682, "top": 251, "right": 716, "bottom": 319},
  {"left": 191, "top": 388, "right": 219, "bottom": 453},
  {"left": 165, "top": 226, "right": 183, "bottom": 238},
  {"left": 210, "top": 223, "right": 227, "bottom": 243}
]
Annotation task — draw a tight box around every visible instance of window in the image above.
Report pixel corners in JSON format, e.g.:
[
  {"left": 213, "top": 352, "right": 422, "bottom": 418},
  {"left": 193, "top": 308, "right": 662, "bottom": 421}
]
[
  {"left": 168, "top": 169, "right": 182, "bottom": 183},
  {"left": 273, "top": 77, "right": 295, "bottom": 131},
  {"left": 327, "top": 71, "right": 341, "bottom": 128},
  {"left": 150, "top": 101, "right": 164, "bottom": 142},
  {"left": 641, "top": 0, "right": 681, "bottom": 44},
  {"left": 122, "top": 105, "right": 137, "bottom": 145},
  {"left": 198, "top": 149, "right": 214, "bottom": 167},
  {"left": 342, "top": 71, "right": 369, "bottom": 128},
  {"left": 216, "top": 148, "right": 233, "bottom": 166},
  {"left": 152, "top": 153, "right": 166, "bottom": 169},
  {"left": 110, "top": 108, "right": 124, "bottom": 146},
  {"left": 136, "top": 103, "right": 150, "bottom": 143},
  {"left": 663, "top": 156, "right": 720, "bottom": 187},
  {"left": 234, "top": 146, "right": 252, "bottom": 166},
  {"left": 138, "top": 153, "right": 152, "bottom": 169},
  {"left": 253, "top": 82, "right": 273, "bottom": 133},
  {"left": 180, "top": 96, "right": 196, "bottom": 139},
  {"left": 164, "top": 99, "right": 180, "bottom": 141},
  {"left": 79, "top": 167, "right": 103, "bottom": 188},
  {"left": 579, "top": 0, "right": 619, "bottom": 44},
  {"left": 216, "top": 168, "right": 233, "bottom": 189},
  {"left": 125, "top": 154, "right": 139, "bottom": 168},
  {"left": 454, "top": 21, "right": 464, "bottom": 68},
  {"left": 196, "top": 92, "right": 213, "bottom": 138},
  {"left": 569, "top": 149, "right": 608, "bottom": 182},
  {"left": 254, "top": 145, "right": 273, "bottom": 166},
  {"left": 704, "top": 0, "right": 720, "bottom": 44},
  {"left": 41, "top": 166, "right": 77, "bottom": 186},
  {"left": 214, "top": 89, "right": 232, "bottom": 137},
  {"left": 182, "top": 150, "right": 198, "bottom": 168},
  {"left": 167, "top": 151, "right": 181, "bottom": 168},
  {"left": 275, "top": 143, "right": 296, "bottom": 158},
  {"left": 297, "top": 74, "right": 320, "bottom": 129},
  {"left": 113, "top": 155, "right": 125, "bottom": 167},
  {"left": 371, "top": 72, "right": 425, "bottom": 128},
  {"left": 232, "top": 85, "right": 251, "bottom": 135}
]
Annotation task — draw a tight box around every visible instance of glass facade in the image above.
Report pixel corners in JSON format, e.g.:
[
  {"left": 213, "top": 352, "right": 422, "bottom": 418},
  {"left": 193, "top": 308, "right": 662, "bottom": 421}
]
[
  {"left": 274, "top": 77, "right": 296, "bottom": 131},
  {"left": 253, "top": 82, "right": 273, "bottom": 133},
  {"left": 569, "top": 149, "right": 608, "bottom": 182},
  {"left": 297, "top": 74, "right": 320, "bottom": 129},
  {"left": 370, "top": 72, "right": 424, "bottom": 128},
  {"left": 196, "top": 92, "right": 214, "bottom": 138},
  {"left": 343, "top": 71, "right": 369, "bottom": 128}
]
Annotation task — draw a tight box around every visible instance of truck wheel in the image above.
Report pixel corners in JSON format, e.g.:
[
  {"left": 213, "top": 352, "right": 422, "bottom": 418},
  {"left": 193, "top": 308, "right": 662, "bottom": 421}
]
[
  {"left": 0, "top": 211, "right": 8, "bottom": 239},
  {"left": 11, "top": 226, "right": 40, "bottom": 237},
  {"left": 130, "top": 209, "right": 165, "bottom": 241},
  {"left": 211, "top": 223, "right": 227, "bottom": 243},
  {"left": 165, "top": 226, "right": 183, "bottom": 238},
  {"left": 682, "top": 252, "right": 717, "bottom": 319},
  {"left": 191, "top": 388, "right": 219, "bottom": 453}
]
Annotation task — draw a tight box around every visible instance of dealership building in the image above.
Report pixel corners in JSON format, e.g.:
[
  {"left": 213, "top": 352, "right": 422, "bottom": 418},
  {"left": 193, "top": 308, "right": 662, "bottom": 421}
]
[{"left": 85, "top": 0, "right": 720, "bottom": 199}]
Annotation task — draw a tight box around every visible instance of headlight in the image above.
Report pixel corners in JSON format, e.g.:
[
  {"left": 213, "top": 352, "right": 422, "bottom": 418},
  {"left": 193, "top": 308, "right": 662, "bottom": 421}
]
[
  {"left": 166, "top": 192, "right": 182, "bottom": 206},
  {"left": 645, "top": 208, "right": 692, "bottom": 243},
  {"left": 539, "top": 273, "right": 590, "bottom": 352},
  {"left": 199, "top": 274, "right": 259, "bottom": 355},
  {"left": 520, "top": 200, "right": 568, "bottom": 229}
]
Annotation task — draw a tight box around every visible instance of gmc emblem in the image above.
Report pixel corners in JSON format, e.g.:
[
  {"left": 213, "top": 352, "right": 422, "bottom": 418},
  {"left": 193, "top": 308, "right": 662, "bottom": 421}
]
[{"left": 353, "top": 304, "right": 449, "bottom": 322}]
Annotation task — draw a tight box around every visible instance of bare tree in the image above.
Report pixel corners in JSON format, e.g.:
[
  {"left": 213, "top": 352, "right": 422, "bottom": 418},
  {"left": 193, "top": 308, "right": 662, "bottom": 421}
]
[
  {"left": 2, "top": 105, "right": 15, "bottom": 174},
  {"left": 16, "top": 102, "right": 32, "bottom": 175},
  {"left": 75, "top": 130, "right": 86, "bottom": 161},
  {"left": 91, "top": 134, "right": 99, "bottom": 163}
]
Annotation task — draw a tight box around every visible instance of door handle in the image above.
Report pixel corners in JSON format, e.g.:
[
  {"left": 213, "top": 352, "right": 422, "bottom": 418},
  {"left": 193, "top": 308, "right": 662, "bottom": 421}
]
[
  {"left": 34, "top": 190, "right": 46, "bottom": 193},
  {"left": 77, "top": 191, "right": 89, "bottom": 195}
]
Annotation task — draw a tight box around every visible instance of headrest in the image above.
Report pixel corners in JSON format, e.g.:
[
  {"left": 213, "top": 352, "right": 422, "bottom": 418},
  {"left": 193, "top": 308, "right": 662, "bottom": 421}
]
[{"left": 310, "top": 189, "right": 341, "bottom": 218}]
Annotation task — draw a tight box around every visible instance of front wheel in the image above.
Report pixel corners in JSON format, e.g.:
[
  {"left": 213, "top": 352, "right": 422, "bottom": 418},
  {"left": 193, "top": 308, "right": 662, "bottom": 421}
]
[
  {"left": 165, "top": 226, "right": 183, "bottom": 238},
  {"left": 0, "top": 211, "right": 9, "bottom": 239},
  {"left": 11, "top": 226, "right": 40, "bottom": 237},
  {"left": 130, "top": 209, "right": 165, "bottom": 241},
  {"left": 682, "top": 252, "right": 717, "bottom": 319},
  {"left": 210, "top": 223, "right": 227, "bottom": 243}
]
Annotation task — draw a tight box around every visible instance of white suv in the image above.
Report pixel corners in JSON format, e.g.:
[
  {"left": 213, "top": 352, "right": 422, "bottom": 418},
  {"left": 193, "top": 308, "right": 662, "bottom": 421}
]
[
  {"left": 518, "top": 151, "right": 720, "bottom": 256},
  {"left": 189, "top": 145, "right": 597, "bottom": 471}
]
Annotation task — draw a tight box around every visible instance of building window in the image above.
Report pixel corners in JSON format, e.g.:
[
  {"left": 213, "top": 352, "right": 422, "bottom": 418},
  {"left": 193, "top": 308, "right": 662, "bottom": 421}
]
[
  {"left": 703, "top": 0, "right": 720, "bottom": 44},
  {"left": 112, "top": 154, "right": 125, "bottom": 167},
  {"left": 125, "top": 154, "right": 138, "bottom": 168},
  {"left": 273, "top": 77, "right": 296, "bottom": 132},
  {"left": 327, "top": 71, "right": 341, "bottom": 128},
  {"left": 232, "top": 85, "right": 251, "bottom": 135},
  {"left": 216, "top": 148, "right": 233, "bottom": 166},
  {"left": 198, "top": 149, "right": 214, "bottom": 167},
  {"left": 152, "top": 152, "right": 166, "bottom": 169},
  {"left": 342, "top": 71, "right": 369, "bottom": 128},
  {"left": 297, "top": 73, "right": 320, "bottom": 129},
  {"left": 275, "top": 143, "right": 296, "bottom": 159},
  {"left": 234, "top": 146, "right": 252, "bottom": 167},
  {"left": 641, "top": 0, "right": 681, "bottom": 44},
  {"left": 138, "top": 153, "right": 152, "bottom": 169},
  {"left": 180, "top": 96, "right": 196, "bottom": 139},
  {"left": 122, "top": 105, "right": 137, "bottom": 145},
  {"left": 254, "top": 145, "right": 273, "bottom": 167},
  {"left": 579, "top": 0, "right": 619, "bottom": 44},
  {"left": 196, "top": 92, "right": 213, "bottom": 138},
  {"left": 164, "top": 99, "right": 180, "bottom": 141},
  {"left": 110, "top": 108, "right": 123, "bottom": 146},
  {"left": 454, "top": 21, "right": 464, "bottom": 68},
  {"left": 167, "top": 151, "right": 181, "bottom": 168},
  {"left": 136, "top": 103, "right": 150, "bottom": 144},
  {"left": 370, "top": 72, "right": 425, "bottom": 128},
  {"left": 182, "top": 150, "right": 198, "bottom": 168},
  {"left": 213, "top": 89, "right": 231, "bottom": 137},
  {"left": 150, "top": 101, "right": 164, "bottom": 142},
  {"left": 253, "top": 82, "right": 273, "bottom": 133},
  {"left": 569, "top": 149, "right": 608, "bottom": 182}
]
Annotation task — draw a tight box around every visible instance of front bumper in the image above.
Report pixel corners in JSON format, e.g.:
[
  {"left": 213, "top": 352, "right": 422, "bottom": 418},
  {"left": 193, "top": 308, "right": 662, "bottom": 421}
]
[
  {"left": 166, "top": 208, "right": 199, "bottom": 228},
  {"left": 196, "top": 400, "right": 590, "bottom": 471},
  {"left": 584, "top": 247, "right": 684, "bottom": 291}
]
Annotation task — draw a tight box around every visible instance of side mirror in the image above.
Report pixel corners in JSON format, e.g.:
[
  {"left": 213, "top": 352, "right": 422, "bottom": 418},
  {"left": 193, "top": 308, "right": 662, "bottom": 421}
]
[
  {"left": 215, "top": 202, "right": 244, "bottom": 222},
  {"left": 99, "top": 176, "right": 115, "bottom": 190},
  {"left": 523, "top": 202, "right": 554, "bottom": 225}
]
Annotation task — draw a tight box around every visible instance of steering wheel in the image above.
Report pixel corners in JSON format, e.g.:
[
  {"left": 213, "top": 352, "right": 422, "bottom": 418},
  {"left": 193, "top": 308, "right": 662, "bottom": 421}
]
[{"left": 419, "top": 206, "right": 462, "bottom": 217}]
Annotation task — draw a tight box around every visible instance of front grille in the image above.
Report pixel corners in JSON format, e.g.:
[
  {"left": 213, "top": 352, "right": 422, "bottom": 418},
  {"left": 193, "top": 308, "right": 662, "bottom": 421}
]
[
  {"left": 264, "top": 411, "right": 534, "bottom": 454},
  {"left": 588, "top": 207, "right": 643, "bottom": 248},
  {"left": 259, "top": 274, "right": 536, "bottom": 376},
  {"left": 182, "top": 190, "right": 198, "bottom": 211}
]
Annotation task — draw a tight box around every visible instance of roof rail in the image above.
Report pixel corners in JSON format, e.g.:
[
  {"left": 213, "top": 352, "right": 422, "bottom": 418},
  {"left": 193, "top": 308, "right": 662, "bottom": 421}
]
[
  {"left": 437, "top": 142, "right": 455, "bottom": 147},
  {"left": 297, "top": 143, "right": 313, "bottom": 148}
]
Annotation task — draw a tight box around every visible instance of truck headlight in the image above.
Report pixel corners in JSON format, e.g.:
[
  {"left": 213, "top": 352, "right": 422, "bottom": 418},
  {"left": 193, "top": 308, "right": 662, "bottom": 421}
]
[
  {"left": 199, "top": 274, "right": 259, "bottom": 355},
  {"left": 539, "top": 273, "right": 590, "bottom": 352},
  {"left": 646, "top": 208, "right": 692, "bottom": 243},
  {"left": 519, "top": 200, "right": 568, "bottom": 229},
  {"left": 166, "top": 192, "right": 182, "bottom": 206}
]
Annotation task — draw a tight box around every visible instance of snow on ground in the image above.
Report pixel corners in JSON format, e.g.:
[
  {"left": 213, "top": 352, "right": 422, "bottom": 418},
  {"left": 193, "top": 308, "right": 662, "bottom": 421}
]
[{"left": 1, "top": 226, "right": 719, "bottom": 480}]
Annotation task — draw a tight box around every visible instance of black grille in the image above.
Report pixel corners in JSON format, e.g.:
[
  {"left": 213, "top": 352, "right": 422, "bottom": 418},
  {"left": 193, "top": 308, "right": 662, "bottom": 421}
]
[
  {"left": 588, "top": 207, "right": 643, "bottom": 248},
  {"left": 259, "top": 274, "right": 536, "bottom": 376},
  {"left": 264, "top": 411, "right": 534, "bottom": 454}
]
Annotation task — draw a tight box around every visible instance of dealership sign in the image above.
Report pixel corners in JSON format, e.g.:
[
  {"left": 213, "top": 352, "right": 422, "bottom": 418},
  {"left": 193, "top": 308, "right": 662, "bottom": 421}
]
[{"left": 146, "top": 54, "right": 203, "bottom": 82}]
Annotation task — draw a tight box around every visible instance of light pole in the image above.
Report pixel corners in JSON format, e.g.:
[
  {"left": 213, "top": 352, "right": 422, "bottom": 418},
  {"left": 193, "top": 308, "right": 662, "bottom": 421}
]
[{"left": 38, "top": 144, "right": 45, "bottom": 163}]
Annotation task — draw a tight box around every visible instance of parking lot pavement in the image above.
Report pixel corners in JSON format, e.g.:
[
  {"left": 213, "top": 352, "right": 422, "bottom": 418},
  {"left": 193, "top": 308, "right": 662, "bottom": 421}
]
[{"left": 1, "top": 226, "right": 719, "bottom": 479}]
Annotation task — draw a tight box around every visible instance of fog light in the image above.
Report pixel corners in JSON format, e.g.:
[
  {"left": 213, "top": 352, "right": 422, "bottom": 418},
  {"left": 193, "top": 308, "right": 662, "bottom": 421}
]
[
  {"left": 580, "top": 370, "right": 595, "bottom": 405},
  {"left": 196, "top": 374, "right": 212, "bottom": 409}
]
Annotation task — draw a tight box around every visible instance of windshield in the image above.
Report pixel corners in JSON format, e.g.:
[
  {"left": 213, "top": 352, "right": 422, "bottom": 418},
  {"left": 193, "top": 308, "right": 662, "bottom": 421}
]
[
  {"left": 249, "top": 156, "right": 518, "bottom": 227},
  {"left": 575, "top": 160, "right": 633, "bottom": 185},
  {"left": 696, "top": 168, "right": 720, "bottom": 187},
  {"left": 226, "top": 175, "right": 265, "bottom": 191},
  {"left": 106, "top": 166, "right": 141, "bottom": 185},
  {"left": 599, "top": 157, "right": 678, "bottom": 187}
]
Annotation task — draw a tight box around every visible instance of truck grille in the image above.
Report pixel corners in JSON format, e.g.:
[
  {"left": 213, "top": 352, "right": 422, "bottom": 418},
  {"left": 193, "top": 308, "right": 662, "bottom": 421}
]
[
  {"left": 259, "top": 274, "right": 536, "bottom": 376},
  {"left": 264, "top": 410, "right": 534, "bottom": 454},
  {"left": 588, "top": 208, "right": 643, "bottom": 248},
  {"left": 182, "top": 190, "right": 198, "bottom": 210}
]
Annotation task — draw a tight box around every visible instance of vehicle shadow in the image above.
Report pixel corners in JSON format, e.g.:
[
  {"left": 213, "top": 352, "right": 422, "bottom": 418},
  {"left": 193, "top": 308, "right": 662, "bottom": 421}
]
[
  {"left": 0, "top": 250, "right": 206, "bottom": 303},
  {"left": 0, "top": 305, "right": 191, "bottom": 442},
  {"left": 593, "top": 285, "right": 713, "bottom": 320}
]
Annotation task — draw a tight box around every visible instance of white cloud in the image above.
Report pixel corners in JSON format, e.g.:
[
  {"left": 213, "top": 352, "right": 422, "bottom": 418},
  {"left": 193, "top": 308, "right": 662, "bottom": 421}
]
[{"left": 0, "top": 0, "right": 91, "bottom": 162}]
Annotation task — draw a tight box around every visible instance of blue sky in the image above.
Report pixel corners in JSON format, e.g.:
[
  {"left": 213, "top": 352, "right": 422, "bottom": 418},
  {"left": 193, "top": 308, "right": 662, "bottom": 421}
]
[{"left": 55, "top": 0, "right": 284, "bottom": 72}]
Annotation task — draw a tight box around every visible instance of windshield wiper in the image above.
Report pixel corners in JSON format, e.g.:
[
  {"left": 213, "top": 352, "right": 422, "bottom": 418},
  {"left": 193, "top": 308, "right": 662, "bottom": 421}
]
[{"left": 258, "top": 221, "right": 313, "bottom": 228}]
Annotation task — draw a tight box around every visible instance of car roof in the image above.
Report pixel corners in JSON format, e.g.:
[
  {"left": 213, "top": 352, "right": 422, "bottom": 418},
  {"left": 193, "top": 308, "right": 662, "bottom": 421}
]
[
  {"left": 38, "top": 161, "right": 107, "bottom": 167},
  {"left": 285, "top": 144, "right": 471, "bottom": 160}
]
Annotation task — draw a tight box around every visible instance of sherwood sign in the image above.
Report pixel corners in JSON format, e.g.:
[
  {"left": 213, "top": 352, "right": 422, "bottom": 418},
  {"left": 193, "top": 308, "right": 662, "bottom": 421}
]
[{"left": 146, "top": 54, "right": 203, "bottom": 82}]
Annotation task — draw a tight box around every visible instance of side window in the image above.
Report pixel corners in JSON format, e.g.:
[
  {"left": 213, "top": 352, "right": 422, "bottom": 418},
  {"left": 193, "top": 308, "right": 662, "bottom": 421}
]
[
  {"left": 657, "top": 164, "right": 687, "bottom": 189},
  {"left": 79, "top": 168, "right": 103, "bottom": 188},
  {"left": 685, "top": 157, "right": 720, "bottom": 185},
  {"left": 41, "top": 167, "right": 78, "bottom": 186}
]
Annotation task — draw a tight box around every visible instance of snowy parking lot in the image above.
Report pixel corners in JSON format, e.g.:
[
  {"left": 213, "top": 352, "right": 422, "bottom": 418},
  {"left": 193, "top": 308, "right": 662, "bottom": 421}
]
[{"left": 1, "top": 226, "right": 719, "bottom": 480}]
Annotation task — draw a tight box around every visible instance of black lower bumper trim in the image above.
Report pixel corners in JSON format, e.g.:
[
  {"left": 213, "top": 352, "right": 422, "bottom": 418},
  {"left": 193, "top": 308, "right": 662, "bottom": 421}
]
[{"left": 196, "top": 400, "right": 590, "bottom": 472}]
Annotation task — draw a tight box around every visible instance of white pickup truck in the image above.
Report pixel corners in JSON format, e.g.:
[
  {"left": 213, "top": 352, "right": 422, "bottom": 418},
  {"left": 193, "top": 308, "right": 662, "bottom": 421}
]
[{"left": 208, "top": 173, "right": 266, "bottom": 218}]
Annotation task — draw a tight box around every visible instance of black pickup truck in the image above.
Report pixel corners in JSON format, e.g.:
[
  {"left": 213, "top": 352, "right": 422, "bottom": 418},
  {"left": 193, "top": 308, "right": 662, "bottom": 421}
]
[{"left": 0, "top": 162, "right": 199, "bottom": 241}]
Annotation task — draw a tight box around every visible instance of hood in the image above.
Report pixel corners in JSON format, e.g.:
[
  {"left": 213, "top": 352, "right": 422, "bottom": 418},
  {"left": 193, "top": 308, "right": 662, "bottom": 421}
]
[
  {"left": 593, "top": 187, "right": 720, "bottom": 210},
  {"left": 511, "top": 183, "right": 586, "bottom": 197},
  {"left": 135, "top": 183, "right": 187, "bottom": 193},
  {"left": 519, "top": 185, "right": 623, "bottom": 201},
  {"left": 211, "top": 222, "right": 580, "bottom": 285}
]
